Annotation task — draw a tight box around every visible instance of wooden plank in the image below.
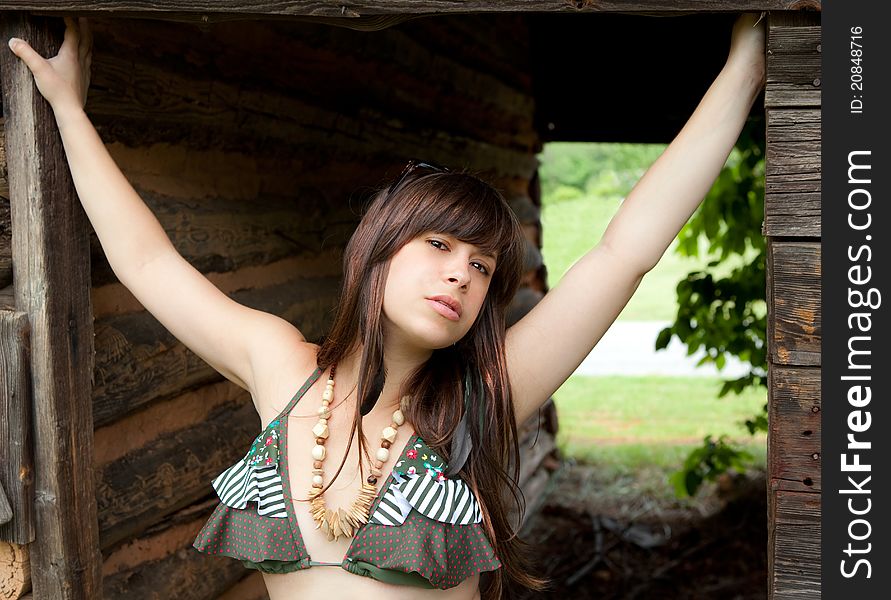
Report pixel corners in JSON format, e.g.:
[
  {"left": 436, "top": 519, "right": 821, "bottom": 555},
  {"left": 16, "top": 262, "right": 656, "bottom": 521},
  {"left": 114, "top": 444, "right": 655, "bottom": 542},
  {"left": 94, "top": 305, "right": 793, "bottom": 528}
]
[
  {"left": 92, "top": 275, "right": 340, "bottom": 427},
  {"left": 0, "top": 287, "right": 12, "bottom": 312},
  {"left": 768, "top": 24, "right": 821, "bottom": 54},
  {"left": 764, "top": 109, "right": 820, "bottom": 236},
  {"left": 0, "top": 311, "right": 32, "bottom": 543},
  {"left": 0, "top": 484, "right": 10, "bottom": 526},
  {"left": 519, "top": 467, "right": 551, "bottom": 526},
  {"left": 769, "top": 490, "right": 820, "bottom": 598},
  {"left": 102, "top": 508, "right": 245, "bottom": 599},
  {"left": 0, "top": 14, "right": 102, "bottom": 598},
  {"left": 0, "top": 117, "right": 7, "bottom": 198},
  {"left": 83, "top": 18, "right": 536, "bottom": 151},
  {"left": 0, "top": 1, "right": 815, "bottom": 21},
  {"left": 0, "top": 540, "right": 30, "bottom": 599},
  {"left": 92, "top": 222, "right": 343, "bottom": 302},
  {"left": 1, "top": 119, "right": 9, "bottom": 289},
  {"left": 96, "top": 394, "right": 259, "bottom": 549},
  {"left": 769, "top": 366, "right": 820, "bottom": 492},
  {"left": 766, "top": 108, "right": 820, "bottom": 142},
  {"left": 518, "top": 433, "right": 557, "bottom": 491},
  {"left": 765, "top": 16, "right": 821, "bottom": 108},
  {"left": 768, "top": 242, "right": 820, "bottom": 366}
]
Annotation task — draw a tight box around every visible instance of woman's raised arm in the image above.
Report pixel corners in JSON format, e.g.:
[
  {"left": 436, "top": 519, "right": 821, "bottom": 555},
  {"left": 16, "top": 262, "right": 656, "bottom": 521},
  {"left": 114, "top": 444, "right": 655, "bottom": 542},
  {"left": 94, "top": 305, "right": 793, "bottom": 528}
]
[
  {"left": 506, "top": 13, "right": 766, "bottom": 425},
  {"left": 8, "top": 18, "right": 307, "bottom": 395}
]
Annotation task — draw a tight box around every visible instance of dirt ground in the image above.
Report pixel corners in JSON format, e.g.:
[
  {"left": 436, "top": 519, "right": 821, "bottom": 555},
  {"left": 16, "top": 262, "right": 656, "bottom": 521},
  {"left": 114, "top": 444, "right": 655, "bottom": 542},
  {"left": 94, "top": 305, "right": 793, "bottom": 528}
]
[{"left": 513, "top": 460, "right": 768, "bottom": 599}]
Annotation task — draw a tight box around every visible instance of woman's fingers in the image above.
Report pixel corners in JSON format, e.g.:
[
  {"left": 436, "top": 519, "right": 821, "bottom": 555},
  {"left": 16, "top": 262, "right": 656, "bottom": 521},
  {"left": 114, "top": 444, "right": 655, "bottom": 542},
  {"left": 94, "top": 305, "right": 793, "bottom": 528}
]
[
  {"left": 78, "top": 18, "right": 93, "bottom": 60},
  {"left": 7, "top": 18, "right": 90, "bottom": 110},
  {"left": 8, "top": 37, "right": 50, "bottom": 76},
  {"left": 61, "top": 16, "right": 80, "bottom": 57}
]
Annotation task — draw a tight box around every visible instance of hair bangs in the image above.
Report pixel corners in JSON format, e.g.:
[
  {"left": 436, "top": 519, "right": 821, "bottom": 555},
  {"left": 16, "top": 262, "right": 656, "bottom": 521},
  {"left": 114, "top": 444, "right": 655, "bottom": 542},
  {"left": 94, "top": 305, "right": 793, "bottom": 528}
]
[{"left": 385, "top": 172, "right": 525, "bottom": 303}]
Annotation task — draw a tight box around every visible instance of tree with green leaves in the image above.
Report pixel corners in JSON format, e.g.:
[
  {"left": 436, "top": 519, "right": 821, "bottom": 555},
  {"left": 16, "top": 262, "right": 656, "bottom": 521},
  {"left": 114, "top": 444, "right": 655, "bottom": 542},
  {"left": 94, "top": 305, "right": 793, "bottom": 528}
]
[{"left": 659, "top": 117, "right": 768, "bottom": 497}]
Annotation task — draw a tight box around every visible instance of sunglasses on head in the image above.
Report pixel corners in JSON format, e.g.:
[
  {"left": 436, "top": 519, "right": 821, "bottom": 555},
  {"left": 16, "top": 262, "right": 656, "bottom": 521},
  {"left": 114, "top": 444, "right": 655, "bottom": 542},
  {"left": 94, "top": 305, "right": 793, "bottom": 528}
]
[{"left": 386, "top": 159, "right": 451, "bottom": 196}]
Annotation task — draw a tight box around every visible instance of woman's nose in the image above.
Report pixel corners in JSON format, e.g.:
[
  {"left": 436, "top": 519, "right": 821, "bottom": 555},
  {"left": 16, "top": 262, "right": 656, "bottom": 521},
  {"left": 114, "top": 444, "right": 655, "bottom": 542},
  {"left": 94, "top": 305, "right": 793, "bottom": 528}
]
[{"left": 445, "top": 263, "right": 470, "bottom": 287}]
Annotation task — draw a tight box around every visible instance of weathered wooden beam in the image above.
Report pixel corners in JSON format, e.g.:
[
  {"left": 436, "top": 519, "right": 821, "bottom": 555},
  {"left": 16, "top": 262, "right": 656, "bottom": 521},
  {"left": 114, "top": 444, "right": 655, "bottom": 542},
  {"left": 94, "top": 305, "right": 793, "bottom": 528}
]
[
  {"left": 101, "top": 505, "right": 245, "bottom": 598},
  {"left": 764, "top": 108, "right": 820, "bottom": 237},
  {"left": 95, "top": 388, "right": 259, "bottom": 549},
  {"left": 1, "top": 118, "right": 9, "bottom": 289},
  {"left": 517, "top": 431, "right": 557, "bottom": 491},
  {"left": 0, "top": 13, "right": 102, "bottom": 599},
  {"left": 82, "top": 18, "right": 537, "bottom": 153},
  {"left": 765, "top": 13, "right": 821, "bottom": 108},
  {"left": 768, "top": 241, "right": 820, "bottom": 366},
  {"left": 769, "top": 366, "right": 820, "bottom": 493},
  {"left": 768, "top": 489, "right": 820, "bottom": 598},
  {"left": 0, "top": 1, "right": 817, "bottom": 21},
  {"left": 0, "top": 483, "right": 10, "bottom": 526},
  {"left": 92, "top": 274, "right": 340, "bottom": 426},
  {"left": 0, "top": 311, "right": 32, "bottom": 543}
]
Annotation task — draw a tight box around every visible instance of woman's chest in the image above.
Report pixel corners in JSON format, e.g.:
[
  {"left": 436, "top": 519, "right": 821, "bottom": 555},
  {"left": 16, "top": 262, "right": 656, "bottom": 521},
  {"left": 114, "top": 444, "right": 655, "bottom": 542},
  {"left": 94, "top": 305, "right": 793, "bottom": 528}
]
[{"left": 276, "top": 389, "right": 417, "bottom": 562}]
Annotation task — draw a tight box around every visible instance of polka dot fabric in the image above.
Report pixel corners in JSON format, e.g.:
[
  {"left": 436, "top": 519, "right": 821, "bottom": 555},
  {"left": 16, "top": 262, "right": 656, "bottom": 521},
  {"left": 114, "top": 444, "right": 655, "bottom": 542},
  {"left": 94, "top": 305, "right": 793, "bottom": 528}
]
[
  {"left": 193, "top": 482, "right": 311, "bottom": 573},
  {"left": 345, "top": 509, "right": 502, "bottom": 589}
]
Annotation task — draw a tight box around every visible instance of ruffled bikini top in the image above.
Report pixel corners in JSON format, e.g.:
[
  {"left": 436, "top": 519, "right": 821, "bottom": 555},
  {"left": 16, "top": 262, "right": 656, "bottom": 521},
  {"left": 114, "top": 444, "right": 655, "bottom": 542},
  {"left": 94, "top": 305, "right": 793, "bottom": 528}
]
[{"left": 193, "top": 366, "right": 501, "bottom": 589}]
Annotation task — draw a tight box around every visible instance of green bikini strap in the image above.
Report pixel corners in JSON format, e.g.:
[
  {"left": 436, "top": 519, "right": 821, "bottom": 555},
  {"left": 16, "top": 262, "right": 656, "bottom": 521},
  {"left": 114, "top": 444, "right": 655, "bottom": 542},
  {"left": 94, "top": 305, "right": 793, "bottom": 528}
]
[{"left": 445, "top": 364, "right": 484, "bottom": 476}]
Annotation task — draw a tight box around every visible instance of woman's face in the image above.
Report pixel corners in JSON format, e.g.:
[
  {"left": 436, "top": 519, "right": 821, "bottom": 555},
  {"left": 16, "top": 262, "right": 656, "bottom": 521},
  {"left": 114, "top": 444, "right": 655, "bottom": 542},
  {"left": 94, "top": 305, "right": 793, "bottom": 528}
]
[{"left": 382, "top": 232, "right": 496, "bottom": 351}]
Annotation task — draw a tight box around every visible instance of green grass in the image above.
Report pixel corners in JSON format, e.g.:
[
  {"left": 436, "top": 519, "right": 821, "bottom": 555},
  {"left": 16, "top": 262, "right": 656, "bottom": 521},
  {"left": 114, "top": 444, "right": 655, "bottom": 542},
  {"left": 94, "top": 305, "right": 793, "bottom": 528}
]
[
  {"left": 553, "top": 375, "right": 767, "bottom": 474},
  {"left": 538, "top": 143, "right": 766, "bottom": 493},
  {"left": 540, "top": 193, "right": 756, "bottom": 322}
]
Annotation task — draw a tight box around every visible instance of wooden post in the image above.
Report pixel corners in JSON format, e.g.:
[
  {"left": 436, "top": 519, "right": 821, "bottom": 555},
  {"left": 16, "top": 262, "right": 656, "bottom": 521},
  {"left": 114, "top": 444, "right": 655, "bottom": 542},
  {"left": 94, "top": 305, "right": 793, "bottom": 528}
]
[
  {"left": 764, "top": 10, "right": 821, "bottom": 599},
  {"left": 0, "top": 13, "right": 102, "bottom": 599}
]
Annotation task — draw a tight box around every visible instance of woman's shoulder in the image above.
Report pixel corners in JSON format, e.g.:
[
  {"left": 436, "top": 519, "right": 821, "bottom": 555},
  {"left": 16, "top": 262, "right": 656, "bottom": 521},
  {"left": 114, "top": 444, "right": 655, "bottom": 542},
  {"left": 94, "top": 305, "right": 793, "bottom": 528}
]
[{"left": 249, "top": 328, "right": 321, "bottom": 420}]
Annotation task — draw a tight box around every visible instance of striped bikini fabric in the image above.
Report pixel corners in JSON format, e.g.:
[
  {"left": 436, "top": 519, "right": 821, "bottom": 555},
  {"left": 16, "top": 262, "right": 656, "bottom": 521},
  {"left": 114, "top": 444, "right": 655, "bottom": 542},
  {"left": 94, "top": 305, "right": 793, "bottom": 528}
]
[
  {"left": 212, "top": 461, "right": 288, "bottom": 518},
  {"left": 371, "top": 471, "right": 482, "bottom": 526}
]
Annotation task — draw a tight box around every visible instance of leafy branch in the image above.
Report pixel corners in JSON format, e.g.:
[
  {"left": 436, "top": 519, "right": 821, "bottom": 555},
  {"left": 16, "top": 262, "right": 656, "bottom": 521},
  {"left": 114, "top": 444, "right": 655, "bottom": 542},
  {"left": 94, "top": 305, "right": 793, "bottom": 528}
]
[{"left": 658, "top": 117, "right": 768, "bottom": 497}]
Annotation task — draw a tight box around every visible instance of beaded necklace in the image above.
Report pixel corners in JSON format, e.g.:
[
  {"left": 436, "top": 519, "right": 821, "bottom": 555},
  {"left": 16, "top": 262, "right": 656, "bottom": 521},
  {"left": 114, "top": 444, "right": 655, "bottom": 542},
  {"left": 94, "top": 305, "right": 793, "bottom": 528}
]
[{"left": 307, "top": 364, "right": 407, "bottom": 541}]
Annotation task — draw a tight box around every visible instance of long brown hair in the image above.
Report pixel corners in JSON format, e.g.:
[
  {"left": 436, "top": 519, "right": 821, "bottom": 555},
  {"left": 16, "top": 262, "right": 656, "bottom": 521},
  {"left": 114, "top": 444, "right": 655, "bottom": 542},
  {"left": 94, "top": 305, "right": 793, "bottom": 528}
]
[{"left": 316, "top": 167, "right": 546, "bottom": 597}]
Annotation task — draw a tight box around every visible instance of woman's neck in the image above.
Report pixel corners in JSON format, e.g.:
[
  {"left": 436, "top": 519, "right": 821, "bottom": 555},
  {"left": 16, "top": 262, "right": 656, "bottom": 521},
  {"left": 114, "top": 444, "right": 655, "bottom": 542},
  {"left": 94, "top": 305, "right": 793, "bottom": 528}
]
[{"left": 337, "top": 340, "right": 432, "bottom": 418}]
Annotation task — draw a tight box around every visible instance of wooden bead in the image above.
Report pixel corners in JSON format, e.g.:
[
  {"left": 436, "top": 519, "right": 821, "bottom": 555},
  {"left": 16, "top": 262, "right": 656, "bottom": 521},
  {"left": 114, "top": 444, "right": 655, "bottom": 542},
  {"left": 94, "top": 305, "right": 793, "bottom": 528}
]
[
  {"left": 381, "top": 440, "right": 391, "bottom": 449},
  {"left": 316, "top": 437, "right": 325, "bottom": 446},
  {"left": 367, "top": 475, "right": 378, "bottom": 485},
  {"left": 312, "top": 421, "right": 329, "bottom": 439},
  {"left": 381, "top": 426, "right": 397, "bottom": 443},
  {"left": 370, "top": 467, "right": 383, "bottom": 477},
  {"left": 312, "top": 445, "right": 326, "bottom": 460},
  {"left": 313, "top": 460, "right": 323, "bottom": 469},
  {"left": 375, "top": 447, "right": 390, "bottom": 463}
]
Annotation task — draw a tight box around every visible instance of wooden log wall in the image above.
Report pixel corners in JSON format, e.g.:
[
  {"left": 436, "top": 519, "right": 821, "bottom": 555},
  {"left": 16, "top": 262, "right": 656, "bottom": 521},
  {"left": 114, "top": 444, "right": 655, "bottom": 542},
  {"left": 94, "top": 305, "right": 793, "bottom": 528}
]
[
  {"left": 764, "top": 11, "right": 821, "bottom": 599},
  {"left": 69, "top": 15, "right": 555, "bottom": 599}
]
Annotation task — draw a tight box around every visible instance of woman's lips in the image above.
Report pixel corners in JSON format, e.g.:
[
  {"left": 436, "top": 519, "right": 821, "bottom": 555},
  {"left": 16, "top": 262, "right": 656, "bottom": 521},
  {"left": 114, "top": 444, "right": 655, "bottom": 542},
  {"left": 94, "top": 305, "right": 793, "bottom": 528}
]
[{"left": 426, "top": 298, "right": 460, "bottom": 321}]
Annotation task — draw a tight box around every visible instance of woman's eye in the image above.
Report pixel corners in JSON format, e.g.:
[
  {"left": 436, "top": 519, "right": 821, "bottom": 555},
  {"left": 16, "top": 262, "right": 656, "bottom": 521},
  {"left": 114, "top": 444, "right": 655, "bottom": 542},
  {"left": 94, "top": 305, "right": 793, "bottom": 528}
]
[
  {"left": 472, "top": 262, "right": 490, "bottom": 275},
  {"left": 428, "top": 239, "right": 447, "bottom": 250}
]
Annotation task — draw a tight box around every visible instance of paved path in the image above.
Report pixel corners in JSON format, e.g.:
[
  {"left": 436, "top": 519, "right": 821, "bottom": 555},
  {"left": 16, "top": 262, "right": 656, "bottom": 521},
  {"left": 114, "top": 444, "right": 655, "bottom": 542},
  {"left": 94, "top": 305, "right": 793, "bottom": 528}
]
[{"left": 574, "top": 321, "right": 751, "bottom": 377}]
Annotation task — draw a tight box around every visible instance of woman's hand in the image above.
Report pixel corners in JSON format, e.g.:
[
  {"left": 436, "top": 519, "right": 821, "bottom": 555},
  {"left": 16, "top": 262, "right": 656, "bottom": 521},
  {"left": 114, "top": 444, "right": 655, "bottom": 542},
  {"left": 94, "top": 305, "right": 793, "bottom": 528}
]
[
  {"left": 726, "top": 12, "right": 766, "bottom": 87},
  {"left": 8, "top": 17, "right": 92, "bottom": 113}
]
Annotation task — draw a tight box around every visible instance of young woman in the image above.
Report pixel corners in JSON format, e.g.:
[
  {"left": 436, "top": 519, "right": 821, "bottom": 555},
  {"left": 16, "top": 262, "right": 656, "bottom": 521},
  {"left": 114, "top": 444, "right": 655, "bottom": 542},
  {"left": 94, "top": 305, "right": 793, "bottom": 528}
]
[{"left": 9, "top": 13, "right": 765, "bottom": 599}]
